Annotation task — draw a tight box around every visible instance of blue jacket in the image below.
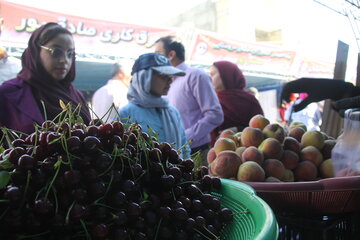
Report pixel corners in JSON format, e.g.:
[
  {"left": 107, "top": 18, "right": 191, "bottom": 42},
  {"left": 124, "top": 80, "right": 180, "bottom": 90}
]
[{"left": 119, "top": 102, "right": 190, "bottom": 158}]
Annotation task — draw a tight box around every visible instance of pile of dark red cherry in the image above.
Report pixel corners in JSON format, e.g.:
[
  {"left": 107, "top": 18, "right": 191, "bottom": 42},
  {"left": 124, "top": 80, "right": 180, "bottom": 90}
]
[{"left": 0, "top": 120, "right": 233, "bottom": 240}]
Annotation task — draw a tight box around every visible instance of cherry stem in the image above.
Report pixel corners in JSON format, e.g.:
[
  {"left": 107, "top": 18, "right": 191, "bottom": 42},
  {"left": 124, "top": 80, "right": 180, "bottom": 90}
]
[
  {"left": 40, "top": 100, "right": 48, "bottom": 122},
  {"left": 98, "top": 149, "right": 118, "bottom": 177},
  {"left": 65, "top": 201, "right": 75, "bottom": 225},
  {"left": 92, "top": 202, "right": 117, "bottom": 210},
  {"left": 177, "top": 180, "right": 198, "bottom": 185},
  {"left": 60, "top": 135, "right": 72, "bottom": 170},
  {"left": 0, "top": 207, "right": 9, "bottom": 221},
  {"left": 154, "top": 217, "right": 163, "bottom": 240},
  {"left": 52, "top": 186, "right": 59, "bottom": 214},
  {"left": 177, "top": 139, "right": 192, "bottom": 157},
  {"left": 44, "top": 158, "right": 61, "bottom": 200},
  {"left": 80, "top": 219, "right": 91, "bottom": 240},
  {"left": 18, "top": 230, "right": 50, "bottom": 239},
  {"left": 103, "top": 172, "right": 114, "bottom": 198},
  {"left": 19, "top": 170, "right": 31, "bottom": 210},
  {"left": 193, "top": 228, "right": 215, "bottom": 240},
  {"left": 201, "top": 225, "right": 220, "bottom": 239}
]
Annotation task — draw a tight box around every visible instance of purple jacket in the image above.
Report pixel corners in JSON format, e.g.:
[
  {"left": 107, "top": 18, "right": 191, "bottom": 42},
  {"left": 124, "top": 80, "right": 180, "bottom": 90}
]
[
  {"left": 167, "top": 63, "right": 224, "bottom": 148},
  {"left": 0, "top": 78, "right": 45, "bottom": 134}
]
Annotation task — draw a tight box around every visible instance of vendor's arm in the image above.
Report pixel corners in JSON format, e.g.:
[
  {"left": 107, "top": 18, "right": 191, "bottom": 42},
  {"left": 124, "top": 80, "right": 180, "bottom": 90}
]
[
  {"left": 334, "top": 96, "right": 360, "bottom": 117},
  {"left": 280, "top": 78, "right": 360, "bottom": 112}
]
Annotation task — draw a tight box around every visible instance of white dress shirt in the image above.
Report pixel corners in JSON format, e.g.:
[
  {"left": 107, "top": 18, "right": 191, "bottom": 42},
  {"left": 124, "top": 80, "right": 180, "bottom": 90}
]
[
  {"left": 91, "top": 79, "right": 128, "bottom": 123},
  {"left": 0, "top": 56, "right": 22, "bottom": 84}
]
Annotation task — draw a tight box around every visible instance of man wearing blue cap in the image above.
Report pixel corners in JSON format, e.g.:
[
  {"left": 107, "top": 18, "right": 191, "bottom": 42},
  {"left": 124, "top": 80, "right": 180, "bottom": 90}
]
[
  {"left": 154, "top": 36, "right": 224, "bottom": 165},
  {"left": 118, "top": 53, "right": 190, "bottom": 158}
]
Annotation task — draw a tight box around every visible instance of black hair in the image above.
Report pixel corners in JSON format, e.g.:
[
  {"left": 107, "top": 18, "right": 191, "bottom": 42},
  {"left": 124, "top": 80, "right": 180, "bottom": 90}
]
[
  {"left": 38, "top": 24, "right": 73, "bottom": 46},
  {"left": 155, "top": 36, "right": 185, "bottom": 61}
]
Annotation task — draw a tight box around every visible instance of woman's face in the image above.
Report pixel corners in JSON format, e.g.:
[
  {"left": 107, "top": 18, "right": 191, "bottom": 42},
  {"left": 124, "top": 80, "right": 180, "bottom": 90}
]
[
  {"left": 150, "top": 72, "right": 173, "bottom": 97},
  {"left": 39, "top": 33, "right": 75, "bottom": 81},
  {"left": 209, "top": 65, "right": 225, "bottom": 91}
]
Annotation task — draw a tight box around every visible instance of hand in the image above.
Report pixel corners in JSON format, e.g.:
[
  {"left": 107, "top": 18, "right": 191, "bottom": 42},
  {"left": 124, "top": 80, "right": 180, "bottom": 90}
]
[
  {"left": 334, "top": 96, "right": 360, "bottom": 117},
  {"left": 280, "top": 78, "right": 355, "bottom": 112}
]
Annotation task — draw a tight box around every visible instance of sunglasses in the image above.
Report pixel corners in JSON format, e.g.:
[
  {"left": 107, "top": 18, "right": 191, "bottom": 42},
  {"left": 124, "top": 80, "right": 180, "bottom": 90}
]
[{"left": 40, "top": 45, "right": 76, "bottom": 59}]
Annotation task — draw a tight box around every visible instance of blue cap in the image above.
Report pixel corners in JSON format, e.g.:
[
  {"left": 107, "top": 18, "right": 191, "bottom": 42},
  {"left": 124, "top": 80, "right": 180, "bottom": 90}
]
[{"left": 131, "top": 53, "right": 185, "bottom": 76}]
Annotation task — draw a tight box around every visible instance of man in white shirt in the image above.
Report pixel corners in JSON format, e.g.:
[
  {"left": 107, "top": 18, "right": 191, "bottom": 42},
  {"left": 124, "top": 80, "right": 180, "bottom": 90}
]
[
  {"left": 91, "top": 62, "right": 130, "bottom": 122},
  {"left": 285, "top": 94, "right": 322, "bottom": 131},
  {"left": 0, "top": 18, "right": 22, "bottom": 84},
  {"left": 0, "top": 47, "right": 22, "bottom": 85}
]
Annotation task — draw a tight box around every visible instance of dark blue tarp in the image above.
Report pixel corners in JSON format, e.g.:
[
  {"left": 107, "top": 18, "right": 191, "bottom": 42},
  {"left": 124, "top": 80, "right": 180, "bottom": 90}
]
[
  {"left": 73, "top": 60, "right": 113, "bottom": 92},
  {"left": 73, "top": 60, "right": 287, "bottom": 103}
]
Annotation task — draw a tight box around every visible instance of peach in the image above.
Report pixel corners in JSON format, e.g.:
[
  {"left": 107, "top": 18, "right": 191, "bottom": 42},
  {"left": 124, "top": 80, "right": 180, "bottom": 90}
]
[
  {"left": 234, "top": 131, "right": 242, "bottom": 139},
  {"left": 258, "top": 138, "right": 283, "bottom": 160},
  {"left": 263, "top": 159, "right": 285, "bottom": 179},
  {"left": 234, "top": 132, "right": 242, "bottom": 147},
  {"left": 240, "top": 127, "right": 264, "bottom": 147},
  {"left": 301, "top": 130, "right": 325, "bottom": 150},
  {"left": 300, "top": 146, "right": 323, "bottom": 167},
  {"left": 319, "top": 159, "right": 335, "bottom": 178},
  {"left": 321, "top": 139, "right": 337, "bottom": 160},
  {"left": 262, "top": 123, "right": 285, "bottom": 143},
  {"left": 282, "top": 169, "right": 295, "bottom": 182},
  {"left": 210, "top": 150, "right": 241, "bottom": 178},
  {"left": 241, "top": 146, "right": 264, "bottom": 165},
  {"left": 213, "top": 137, "right": 236, "bottom": 155},
  {"left": 283, "top": 136, "right": 301, "bottom": 154},
  {"left": 219, "top": 129, "right": 238, "bottom": 143},
  {"left": 265, "top": 176, "right": 281, "bottom": 182},
  {"left": 294, "top": 161, "right": 317, "bottom": 181},
  {"left": 288, "top": 126, "right": 306, "bottom": 143},
  {"left": 289, "top": 121, "right": 307, "bottom": 132},
  {"left": 207, "top": 148, "right": 217, "bottom": 164},
  {"left": 234, "top": 137, "right": 242, "bottom": 147},
  {"left": 248, "top": 114, "right": 270, "bottom": 130},
  {"left": 235, "top": 146, "right": 247, "bottom": 161},
  {"left": 237, "top": 161, "right": 265, "bottom": 182},
  {"left": 280, "top": 150, "right": 299, "bottom": 170}
]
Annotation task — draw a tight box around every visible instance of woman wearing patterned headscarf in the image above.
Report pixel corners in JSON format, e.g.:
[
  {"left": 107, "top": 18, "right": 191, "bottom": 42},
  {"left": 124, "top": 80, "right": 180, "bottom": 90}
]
[
  {"left": 0, "top": 22, "right": 91, "bottom": 134},
  {"left": 119, "top": 53, "right": 190, "bottom": 158}
]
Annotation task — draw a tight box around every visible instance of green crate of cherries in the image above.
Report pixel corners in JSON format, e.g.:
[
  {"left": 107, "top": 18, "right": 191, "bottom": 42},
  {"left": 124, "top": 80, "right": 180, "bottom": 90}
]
[{"left": 0, "top": 116, "right": 233, "bottom": 239}]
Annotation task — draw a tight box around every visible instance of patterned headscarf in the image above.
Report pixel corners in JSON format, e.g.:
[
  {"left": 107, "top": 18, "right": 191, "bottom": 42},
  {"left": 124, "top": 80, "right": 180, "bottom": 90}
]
[
  {"left": 127, "top": 69, "right": 183, "bottom": 150},
  {"left": 17, "top": 22, "right": 91, "bottom": 123}
]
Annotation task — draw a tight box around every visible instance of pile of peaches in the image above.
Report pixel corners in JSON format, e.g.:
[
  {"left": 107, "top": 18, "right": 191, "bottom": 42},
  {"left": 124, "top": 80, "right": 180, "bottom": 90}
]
[{"left": 207, "top": 114, "right": 355, "bottom": 182}]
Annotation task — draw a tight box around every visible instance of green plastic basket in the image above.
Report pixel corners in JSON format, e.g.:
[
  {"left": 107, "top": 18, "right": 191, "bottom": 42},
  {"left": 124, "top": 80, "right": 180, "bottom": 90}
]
[{"left": 213, "top": 179, "right": 279, "bottom": 240}]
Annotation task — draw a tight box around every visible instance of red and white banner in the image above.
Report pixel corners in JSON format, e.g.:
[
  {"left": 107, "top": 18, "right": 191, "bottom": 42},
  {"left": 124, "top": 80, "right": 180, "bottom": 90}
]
[
  {"left": 0, "top": 1, "right": 335, "bottom": 78},
  {"left": 189, "top": 32, "right": 298, "bottom": 76},
  {"left": 297, "top": 58, "right": 335, "bottom": 78},
  {"left": 0, "top": 1, "right": 176, "bottom": 58}
]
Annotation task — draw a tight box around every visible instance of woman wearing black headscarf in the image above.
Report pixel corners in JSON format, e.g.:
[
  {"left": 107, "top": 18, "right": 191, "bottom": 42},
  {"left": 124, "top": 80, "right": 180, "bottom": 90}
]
[{"left": 0, "top": 22, "right": 91, "bottom": 134}]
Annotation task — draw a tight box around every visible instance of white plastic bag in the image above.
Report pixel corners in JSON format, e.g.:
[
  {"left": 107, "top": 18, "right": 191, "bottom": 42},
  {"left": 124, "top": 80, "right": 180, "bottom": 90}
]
[{"left": 331, "top": 108, "right": 360, "bottom": 176}]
